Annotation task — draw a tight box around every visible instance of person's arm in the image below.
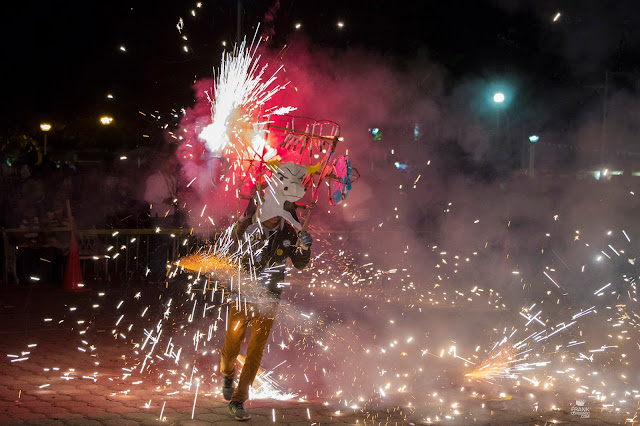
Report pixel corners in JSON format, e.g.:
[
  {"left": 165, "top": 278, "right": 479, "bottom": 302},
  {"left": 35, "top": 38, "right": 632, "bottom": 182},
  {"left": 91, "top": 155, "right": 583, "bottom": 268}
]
[
  {"left": 289, "top": 230, "right": 312, "bottom": 269},
  {"left": 237, "top": 221, "right": 270, "bottom": 273}
]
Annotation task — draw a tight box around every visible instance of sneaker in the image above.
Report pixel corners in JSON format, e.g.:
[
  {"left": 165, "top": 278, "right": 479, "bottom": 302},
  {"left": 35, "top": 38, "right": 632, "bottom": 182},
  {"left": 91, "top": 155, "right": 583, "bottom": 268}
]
[
  {"left": 222, "top": 376, "right": 234, "bottom": 401},
  {"left": 229, "top": 401, "right": 251, "bottom": 421}
]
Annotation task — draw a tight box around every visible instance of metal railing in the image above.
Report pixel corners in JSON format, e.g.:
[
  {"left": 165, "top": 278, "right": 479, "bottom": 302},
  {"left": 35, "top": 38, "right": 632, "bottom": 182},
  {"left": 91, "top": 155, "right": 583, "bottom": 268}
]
[
  {"left": 2, "top": 226, "right": 433, "bottom": 284},
  {"left": 2, "top": 227, "right": 219, "bottom": 284}
]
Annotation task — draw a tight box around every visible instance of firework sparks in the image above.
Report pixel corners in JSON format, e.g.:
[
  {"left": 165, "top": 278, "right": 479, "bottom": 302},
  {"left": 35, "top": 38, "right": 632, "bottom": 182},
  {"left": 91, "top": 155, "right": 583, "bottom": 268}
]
[{"left": 198, "top": 29, "right": 294, "bottom": 157}]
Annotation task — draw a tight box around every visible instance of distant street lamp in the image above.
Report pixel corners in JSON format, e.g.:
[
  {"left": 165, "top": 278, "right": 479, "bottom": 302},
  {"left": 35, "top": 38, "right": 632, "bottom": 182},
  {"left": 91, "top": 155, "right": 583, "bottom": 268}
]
[
  {"left": 40, "top": 123, "right": 51, "bottom": 155},
  {"left": 528, "top": 135, "right": 539, "bottom": 177},
  {"left": 100, "top": 116, "right": 114, "bottom": 125},
  {"left": 493, "top": 92, "right": 505, "bottom": 103}
]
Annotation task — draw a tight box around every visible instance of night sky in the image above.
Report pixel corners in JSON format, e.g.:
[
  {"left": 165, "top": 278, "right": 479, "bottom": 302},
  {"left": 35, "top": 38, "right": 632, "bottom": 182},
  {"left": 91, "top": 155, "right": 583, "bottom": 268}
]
[{"left": 3, "top": 0, "right": 640, "bottom": 149}]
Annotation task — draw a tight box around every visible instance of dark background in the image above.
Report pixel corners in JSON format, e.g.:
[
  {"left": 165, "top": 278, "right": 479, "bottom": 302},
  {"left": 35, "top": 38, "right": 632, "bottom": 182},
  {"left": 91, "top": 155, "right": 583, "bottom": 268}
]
[{"left": 4, "top": 0, "right": 640, "bottom": 151}]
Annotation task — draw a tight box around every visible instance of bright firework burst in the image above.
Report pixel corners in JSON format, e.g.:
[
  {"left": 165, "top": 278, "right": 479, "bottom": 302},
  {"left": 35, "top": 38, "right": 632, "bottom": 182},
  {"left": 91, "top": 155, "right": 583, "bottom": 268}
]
[{"left": 198, "top": 28, "right": 294, "bottom": 159}]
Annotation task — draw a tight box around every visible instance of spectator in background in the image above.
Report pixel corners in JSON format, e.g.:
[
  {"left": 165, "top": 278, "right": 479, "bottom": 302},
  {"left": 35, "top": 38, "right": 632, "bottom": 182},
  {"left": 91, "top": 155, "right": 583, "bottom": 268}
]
[
  {"left": 73, "top": 165, "right": 106, "bottom": 228},
  {"left": 109, "top": 178, "right": 150, "bottom": 229},
  {"left": 41, "top": 162, "right": 57, "bottom": 211},
  {"left": 144, "top": 155, "right": 180, "bottom": 225},
  {"left": 144, "top": 154, "right": 182, "bottom": 281},
  {"left": 16, "top": 204, "right": 64, "bottom": 284},
  {"left": 21, "top": 165, "right": 44, "bottom": 217}
]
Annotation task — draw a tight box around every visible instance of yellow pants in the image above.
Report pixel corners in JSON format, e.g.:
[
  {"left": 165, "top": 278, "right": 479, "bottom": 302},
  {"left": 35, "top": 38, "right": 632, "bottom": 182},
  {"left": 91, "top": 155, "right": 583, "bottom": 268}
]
[{"left": 220, "top": 300, "right": 277, "bottom": 402}]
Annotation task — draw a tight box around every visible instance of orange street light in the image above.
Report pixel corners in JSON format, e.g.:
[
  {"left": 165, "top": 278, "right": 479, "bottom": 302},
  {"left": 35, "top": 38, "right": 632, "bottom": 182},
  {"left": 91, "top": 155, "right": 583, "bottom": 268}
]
[{"left": 100, "top": 116, "right": 114, "bottom": 125}]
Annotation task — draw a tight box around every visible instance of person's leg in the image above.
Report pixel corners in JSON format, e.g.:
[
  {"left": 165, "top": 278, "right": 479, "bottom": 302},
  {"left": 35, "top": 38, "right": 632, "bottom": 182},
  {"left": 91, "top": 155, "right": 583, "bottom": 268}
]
[
  {"left": 232, "top": 301, "right": 278, "bottom": 402},
  {"left": 149, "top": 240, "right": 168, "bottom": 280},
  {"left": 220, "top": 304, "right": 249, "bottom": 380}
]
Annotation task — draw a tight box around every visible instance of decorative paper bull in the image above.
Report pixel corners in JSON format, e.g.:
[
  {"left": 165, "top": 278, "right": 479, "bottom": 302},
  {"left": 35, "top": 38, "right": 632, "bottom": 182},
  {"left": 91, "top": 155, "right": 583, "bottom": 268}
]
[{"left": 256, "top": 161, "right": 320, "bottom": 229}]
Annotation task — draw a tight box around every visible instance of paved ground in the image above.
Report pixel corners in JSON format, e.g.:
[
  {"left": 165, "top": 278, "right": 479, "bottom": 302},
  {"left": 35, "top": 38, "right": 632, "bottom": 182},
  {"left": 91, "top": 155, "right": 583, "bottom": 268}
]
[{"left": 0, "top": 283, "right": 634, "bottom": 425}]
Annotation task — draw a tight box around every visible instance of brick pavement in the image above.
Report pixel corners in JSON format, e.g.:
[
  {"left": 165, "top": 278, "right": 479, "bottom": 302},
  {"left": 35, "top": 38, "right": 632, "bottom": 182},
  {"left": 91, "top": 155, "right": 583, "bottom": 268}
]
[{"left": 0, "top": 284, "right": 633, "bottom": 425}]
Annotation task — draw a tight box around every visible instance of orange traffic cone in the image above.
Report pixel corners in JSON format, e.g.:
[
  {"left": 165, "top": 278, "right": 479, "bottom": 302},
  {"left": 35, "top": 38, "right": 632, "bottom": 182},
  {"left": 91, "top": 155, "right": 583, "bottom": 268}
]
[{"left": 63, "top": 231, "right": 84, "bottom": 291}]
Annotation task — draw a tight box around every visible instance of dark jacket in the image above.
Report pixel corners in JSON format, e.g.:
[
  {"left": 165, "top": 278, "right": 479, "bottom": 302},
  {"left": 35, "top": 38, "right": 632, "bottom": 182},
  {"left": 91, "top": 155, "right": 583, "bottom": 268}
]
[{"left": 236, "top": 218, "right": 310, "bottom": 298}]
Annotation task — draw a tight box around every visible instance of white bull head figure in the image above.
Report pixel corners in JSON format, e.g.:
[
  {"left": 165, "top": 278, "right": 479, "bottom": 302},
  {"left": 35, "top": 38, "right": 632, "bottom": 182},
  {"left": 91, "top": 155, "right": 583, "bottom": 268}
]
[{"left": 258, "top": 161, "right": 320, "bottom": 229}]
